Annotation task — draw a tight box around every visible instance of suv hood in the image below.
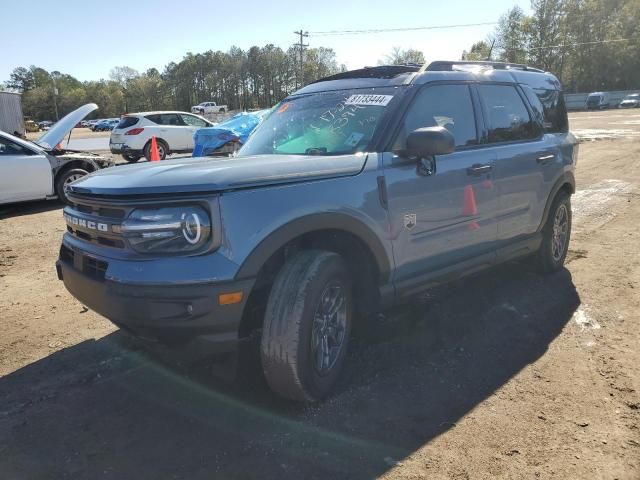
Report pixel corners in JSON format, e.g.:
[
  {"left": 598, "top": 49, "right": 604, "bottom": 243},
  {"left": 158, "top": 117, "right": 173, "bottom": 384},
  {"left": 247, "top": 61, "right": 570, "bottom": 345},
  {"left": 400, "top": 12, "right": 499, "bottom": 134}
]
[
  {"left": 36, "top": 103, "right": 98, "bottom": 150},
  {"left": 68, "top": 153, "right": 368, "bottom": 196}
]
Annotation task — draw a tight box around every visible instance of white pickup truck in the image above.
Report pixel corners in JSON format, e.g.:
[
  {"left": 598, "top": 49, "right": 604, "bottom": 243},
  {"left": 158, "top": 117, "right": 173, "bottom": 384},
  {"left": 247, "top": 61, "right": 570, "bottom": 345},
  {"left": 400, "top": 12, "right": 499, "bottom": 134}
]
[
  {"left": 0, "top": 103, "right": 113, "bottom": 205},
  {"left": 190, "top": 102, "right": 227, "bottom": 115}
]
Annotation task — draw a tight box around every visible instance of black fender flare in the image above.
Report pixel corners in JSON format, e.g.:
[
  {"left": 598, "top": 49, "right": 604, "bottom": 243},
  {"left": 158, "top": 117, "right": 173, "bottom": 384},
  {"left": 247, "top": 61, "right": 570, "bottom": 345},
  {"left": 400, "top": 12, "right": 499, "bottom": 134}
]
[
  {"left": 538, "top": 171, "right": 576, "bottom": 231},
  {"left": 236, "top": 212, "right": 392, "bottom": 282}
]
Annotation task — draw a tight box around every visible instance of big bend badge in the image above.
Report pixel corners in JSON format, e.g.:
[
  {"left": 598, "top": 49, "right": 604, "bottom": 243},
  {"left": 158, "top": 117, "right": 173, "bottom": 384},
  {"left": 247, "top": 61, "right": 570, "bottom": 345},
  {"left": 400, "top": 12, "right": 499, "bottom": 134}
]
[{"left": 404, "top": 213, "right": 417, "bottom": 230}]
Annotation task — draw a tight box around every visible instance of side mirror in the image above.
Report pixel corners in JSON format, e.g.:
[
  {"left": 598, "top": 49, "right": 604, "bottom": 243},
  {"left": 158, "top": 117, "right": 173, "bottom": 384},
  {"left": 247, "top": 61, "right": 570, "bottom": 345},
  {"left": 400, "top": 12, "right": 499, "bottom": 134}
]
[{"left": 405, "top": 126, "right": 455, "bottom": 158}]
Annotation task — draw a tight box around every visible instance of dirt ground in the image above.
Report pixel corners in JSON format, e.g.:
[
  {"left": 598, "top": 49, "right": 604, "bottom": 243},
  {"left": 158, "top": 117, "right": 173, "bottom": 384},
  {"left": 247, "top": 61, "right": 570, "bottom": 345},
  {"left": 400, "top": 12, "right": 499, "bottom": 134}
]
[{"left": 1, "top": 109, "right": 639, "bottom": 479}]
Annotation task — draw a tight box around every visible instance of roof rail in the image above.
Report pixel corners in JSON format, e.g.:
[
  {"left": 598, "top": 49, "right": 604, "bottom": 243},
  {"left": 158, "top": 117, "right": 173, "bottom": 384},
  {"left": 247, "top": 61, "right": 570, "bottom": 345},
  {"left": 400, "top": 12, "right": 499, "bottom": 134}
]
[
  {"left": 311, "top": 64, "right": 422, "bottom": 84},
  {"left": 426, "top": 60, "right": 545, "bottom": 73}
]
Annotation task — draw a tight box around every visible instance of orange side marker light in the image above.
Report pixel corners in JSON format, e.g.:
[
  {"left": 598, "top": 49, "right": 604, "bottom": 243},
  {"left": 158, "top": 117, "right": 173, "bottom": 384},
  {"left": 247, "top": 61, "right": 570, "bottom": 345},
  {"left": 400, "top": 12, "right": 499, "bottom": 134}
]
[{"left": 218, "top": 292, "right": 243, "bottom": 306}]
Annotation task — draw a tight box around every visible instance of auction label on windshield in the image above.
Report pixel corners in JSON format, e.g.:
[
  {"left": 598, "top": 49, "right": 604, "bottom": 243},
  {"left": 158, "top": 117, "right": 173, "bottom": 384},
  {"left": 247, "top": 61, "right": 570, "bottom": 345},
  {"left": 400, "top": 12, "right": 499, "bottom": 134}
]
[{"left": 345, "top": 94, "right": 393, "bottom": 107}]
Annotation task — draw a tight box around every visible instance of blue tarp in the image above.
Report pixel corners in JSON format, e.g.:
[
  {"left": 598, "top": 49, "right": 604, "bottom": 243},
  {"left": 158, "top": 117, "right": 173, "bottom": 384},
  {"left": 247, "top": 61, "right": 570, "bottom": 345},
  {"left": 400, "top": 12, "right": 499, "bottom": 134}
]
[{"left": 192, "top": 109, "right": 270, "bottom": 157}]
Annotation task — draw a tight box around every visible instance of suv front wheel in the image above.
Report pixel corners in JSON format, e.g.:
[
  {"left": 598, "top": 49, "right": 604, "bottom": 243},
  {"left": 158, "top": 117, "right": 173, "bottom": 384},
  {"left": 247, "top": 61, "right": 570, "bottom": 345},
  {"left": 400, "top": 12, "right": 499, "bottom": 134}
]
[{"left": 261, "top": 250, "right": 352, "bottom": 401}]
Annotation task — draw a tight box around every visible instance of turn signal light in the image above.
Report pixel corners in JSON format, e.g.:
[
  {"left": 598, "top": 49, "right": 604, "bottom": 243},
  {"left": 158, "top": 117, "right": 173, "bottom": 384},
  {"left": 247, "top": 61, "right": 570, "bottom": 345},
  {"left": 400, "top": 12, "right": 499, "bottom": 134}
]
[
  {"left": 218, "top": 292, "right": 243, "bottom": 305},
  {"left": 125, "top": 128, "right": 145, "bottom": 135}
]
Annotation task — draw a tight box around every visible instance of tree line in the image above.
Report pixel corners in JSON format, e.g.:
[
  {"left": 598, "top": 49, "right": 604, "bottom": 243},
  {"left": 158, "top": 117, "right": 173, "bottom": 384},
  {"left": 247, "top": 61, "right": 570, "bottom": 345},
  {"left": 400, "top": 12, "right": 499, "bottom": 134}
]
[
  {"left": 462, "top": 0, "right": 640, "bottom": 93},
  {"left": 4, "top": 44, "right": 342, "bottom": 121},
  {"left": 6, "top": 0, "right": 639, "bottom": 123}
]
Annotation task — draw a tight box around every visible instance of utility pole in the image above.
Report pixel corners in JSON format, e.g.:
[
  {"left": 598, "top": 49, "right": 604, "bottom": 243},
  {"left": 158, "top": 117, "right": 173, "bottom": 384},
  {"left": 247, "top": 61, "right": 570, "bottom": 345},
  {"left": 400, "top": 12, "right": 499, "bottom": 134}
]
[
  {"left": 486, "top": 38, "right": 496, "bottom": 61},
  {"left": 293, "top": 29, "right": 308, "bottom": 89},
  {"left": 51, "top": 75, "right": 59, "bottom": 121}
]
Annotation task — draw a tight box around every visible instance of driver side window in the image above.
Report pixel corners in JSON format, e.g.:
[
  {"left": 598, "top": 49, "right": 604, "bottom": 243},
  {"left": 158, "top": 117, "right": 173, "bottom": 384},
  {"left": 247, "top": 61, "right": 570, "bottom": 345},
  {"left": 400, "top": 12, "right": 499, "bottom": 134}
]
[
  {"left": 395, "top": 84, "right": 478, "bottom": 150},
  {"left": 180, "top": 114, "right": 207, "bottom": 127},
  {"left": 0, "top": 137, "right": 34, "bottom": 156}
]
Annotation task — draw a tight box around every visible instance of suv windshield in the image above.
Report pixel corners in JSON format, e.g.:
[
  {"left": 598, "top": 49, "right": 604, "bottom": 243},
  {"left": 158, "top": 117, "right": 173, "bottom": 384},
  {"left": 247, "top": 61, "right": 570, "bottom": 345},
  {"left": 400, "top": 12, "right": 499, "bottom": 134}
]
[{"left": 239, "top": 88, "right": 399, "bottom": 156}]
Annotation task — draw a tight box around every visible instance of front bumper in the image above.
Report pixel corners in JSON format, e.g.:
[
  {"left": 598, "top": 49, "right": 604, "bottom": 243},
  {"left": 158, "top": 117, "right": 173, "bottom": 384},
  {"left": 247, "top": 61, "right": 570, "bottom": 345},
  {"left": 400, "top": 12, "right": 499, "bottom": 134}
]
[{"left": 56, "top": 245, "right": 255, "bottom": 354}]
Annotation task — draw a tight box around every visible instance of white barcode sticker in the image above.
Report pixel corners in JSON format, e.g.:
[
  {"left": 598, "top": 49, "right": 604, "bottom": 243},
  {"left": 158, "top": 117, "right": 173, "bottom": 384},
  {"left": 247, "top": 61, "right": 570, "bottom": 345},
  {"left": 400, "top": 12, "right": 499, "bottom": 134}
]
[{"left": 345, "top": 94, "right": 393, "bottom": 107}]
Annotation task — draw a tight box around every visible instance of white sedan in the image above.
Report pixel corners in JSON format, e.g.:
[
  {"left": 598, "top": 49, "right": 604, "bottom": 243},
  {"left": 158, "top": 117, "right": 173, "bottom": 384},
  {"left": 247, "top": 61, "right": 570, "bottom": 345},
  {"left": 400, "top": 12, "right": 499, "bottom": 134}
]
[
  {"left": 109, "top": 111, "right": 214, "bottom": 162},
  {"left": 0, "top": 104, "right": 113, "bottom": 205}
]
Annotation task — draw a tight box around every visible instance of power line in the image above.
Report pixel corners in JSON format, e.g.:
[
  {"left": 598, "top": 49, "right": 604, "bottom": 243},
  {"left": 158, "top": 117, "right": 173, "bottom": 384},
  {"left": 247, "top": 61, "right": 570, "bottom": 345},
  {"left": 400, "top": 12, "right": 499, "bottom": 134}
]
[
  {"left": 308, "top": 21, "right": 498, "bottom": 37},
  {"left": 528, "top": 37, "right": 633, "bottom": 50}
]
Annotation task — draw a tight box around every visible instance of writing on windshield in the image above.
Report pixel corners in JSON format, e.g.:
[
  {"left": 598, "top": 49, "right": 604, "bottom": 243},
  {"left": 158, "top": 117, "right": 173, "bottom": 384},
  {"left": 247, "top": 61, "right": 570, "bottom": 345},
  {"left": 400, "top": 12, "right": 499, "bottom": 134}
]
[{"left": 239, "top": 88, "right": 398, "bottom": 156}]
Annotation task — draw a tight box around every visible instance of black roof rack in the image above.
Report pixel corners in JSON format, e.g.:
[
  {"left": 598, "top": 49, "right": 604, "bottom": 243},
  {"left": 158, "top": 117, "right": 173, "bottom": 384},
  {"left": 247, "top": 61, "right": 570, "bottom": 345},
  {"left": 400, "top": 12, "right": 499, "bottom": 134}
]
[
  {"left": 311, "top": 64, "right": 422, "bottom": 84},
  {"left": 426, "top": 60, "right": 545, "bottom": 73}
]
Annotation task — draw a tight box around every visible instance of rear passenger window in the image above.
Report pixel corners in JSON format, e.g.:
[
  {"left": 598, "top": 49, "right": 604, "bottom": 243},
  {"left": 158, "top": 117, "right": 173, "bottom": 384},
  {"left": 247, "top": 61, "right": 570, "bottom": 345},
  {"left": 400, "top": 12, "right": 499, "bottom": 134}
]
[
  {"left": 478, "top": 85, "right": 540, "bottom": 143},
  {"left": 397, "top": 84, "right": 478, "bottom": 149},
  {"left": 145, "top": 114, "right": 183, "bottom": 126}
]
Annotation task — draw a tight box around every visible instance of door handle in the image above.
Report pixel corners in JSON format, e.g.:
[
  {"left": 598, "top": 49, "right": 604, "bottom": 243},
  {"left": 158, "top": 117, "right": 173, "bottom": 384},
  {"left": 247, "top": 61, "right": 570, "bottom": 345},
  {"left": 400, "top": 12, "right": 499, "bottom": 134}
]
[
  {"left": 537, "top": 154, "right": 555, "bottom": 164},
  {"left": 466, "top": 164, "right": 492, "bottom": 176}
]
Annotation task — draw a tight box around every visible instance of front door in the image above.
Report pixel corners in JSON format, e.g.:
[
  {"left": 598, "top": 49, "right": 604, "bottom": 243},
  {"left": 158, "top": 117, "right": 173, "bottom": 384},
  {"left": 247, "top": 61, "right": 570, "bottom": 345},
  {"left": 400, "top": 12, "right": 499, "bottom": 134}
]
[
  {"left": 383, "top": 83, "right": 498, "bottom": 291},
  {"left": 0, "top": 137, "right": 51, "bottom": 203},
  {"left": 180, "top": 114, "right": 208, "bottom": 151}
]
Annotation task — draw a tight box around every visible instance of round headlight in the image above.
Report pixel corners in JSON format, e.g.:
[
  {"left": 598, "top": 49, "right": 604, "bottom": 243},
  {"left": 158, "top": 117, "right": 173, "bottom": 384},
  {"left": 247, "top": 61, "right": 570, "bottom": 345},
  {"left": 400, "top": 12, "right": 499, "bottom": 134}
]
[
  {"left": 181, "top": 211, "right": 202, "bottom": 245},
  {"left": 121, "top": 205, "right": 211, "bottom": 254}
]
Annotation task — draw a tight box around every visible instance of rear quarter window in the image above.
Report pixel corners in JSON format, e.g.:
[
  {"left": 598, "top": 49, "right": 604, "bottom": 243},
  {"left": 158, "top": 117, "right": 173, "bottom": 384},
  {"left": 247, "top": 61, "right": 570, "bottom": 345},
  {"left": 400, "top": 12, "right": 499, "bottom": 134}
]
[
  {"left": 523, "top": 86, "right": 568, "bottom": 133},
  {"left": 117, "top": 116, "right": 139, "bottom": 129}
]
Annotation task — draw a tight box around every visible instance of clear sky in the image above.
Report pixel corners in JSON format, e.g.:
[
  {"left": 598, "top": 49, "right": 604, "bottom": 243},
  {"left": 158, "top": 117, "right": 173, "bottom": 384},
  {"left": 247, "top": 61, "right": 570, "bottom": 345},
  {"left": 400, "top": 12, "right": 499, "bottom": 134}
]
[{"left": 2, "top": 0, "right": 530, "bottom": 82}]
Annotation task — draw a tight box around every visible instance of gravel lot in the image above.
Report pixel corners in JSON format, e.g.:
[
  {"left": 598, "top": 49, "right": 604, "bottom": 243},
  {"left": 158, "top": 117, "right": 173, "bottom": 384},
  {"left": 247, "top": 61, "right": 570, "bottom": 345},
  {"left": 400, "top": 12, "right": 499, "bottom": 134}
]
[{"left": 2, "top": 109, "right": 639, "bottom": 479}]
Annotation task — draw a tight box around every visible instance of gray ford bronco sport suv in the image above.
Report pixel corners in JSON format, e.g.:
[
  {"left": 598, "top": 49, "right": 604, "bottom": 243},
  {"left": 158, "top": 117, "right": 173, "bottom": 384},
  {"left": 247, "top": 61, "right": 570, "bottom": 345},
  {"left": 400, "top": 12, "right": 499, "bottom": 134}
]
[{"left": 57, "top": 61, "right": 577, "bottom": 401}]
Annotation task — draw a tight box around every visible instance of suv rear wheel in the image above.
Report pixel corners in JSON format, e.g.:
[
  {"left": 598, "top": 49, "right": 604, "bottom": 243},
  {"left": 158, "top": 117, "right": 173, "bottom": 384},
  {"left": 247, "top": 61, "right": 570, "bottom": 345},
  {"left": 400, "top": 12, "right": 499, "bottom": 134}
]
[
  {"left": 143, "top": 140, "right": 168, "bottom": 161},
  {"left": 536, "top": 191, "right": 572, "bottom": 272},
  {"left": 261, "top": 250, "right": 352, "bottom": 401}
]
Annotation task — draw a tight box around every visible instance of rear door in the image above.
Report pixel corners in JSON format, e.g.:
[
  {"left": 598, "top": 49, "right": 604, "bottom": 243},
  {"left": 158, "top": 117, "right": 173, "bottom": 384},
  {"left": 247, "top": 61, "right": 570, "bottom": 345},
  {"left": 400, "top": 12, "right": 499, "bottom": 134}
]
[
  {"left": 383, "top": 83, "right": 498, "bottom": 291},
  {"left": 0, "top": 136, "right": 52, "bottom": 203},
  {"left": 147, "top": 113, "right": 187, "bottom": 150},
  {"left": 476, "top": 84, "right": 550, "bottom": 244}
]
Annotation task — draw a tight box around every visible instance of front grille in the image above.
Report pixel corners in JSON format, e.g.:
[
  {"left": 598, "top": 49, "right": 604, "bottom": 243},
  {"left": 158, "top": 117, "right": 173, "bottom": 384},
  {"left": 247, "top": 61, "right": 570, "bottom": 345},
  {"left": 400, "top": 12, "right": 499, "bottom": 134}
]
[{"left": 65, "top": 199, "right": 128, "bottom": 249}]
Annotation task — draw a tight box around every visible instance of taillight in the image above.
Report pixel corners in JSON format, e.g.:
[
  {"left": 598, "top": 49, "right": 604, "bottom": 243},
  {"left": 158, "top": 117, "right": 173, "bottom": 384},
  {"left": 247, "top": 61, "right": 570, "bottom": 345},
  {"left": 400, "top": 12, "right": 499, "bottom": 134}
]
[{"left": 125, "top": 128, "right": 144, "bottom": 135}]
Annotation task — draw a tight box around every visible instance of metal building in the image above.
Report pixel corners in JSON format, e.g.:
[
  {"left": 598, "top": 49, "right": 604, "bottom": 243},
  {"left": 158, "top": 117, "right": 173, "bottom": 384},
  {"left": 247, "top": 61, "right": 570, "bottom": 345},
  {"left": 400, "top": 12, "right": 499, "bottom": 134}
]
[{"left": 0, "top": 91, "right": 25, "bottom": 135}]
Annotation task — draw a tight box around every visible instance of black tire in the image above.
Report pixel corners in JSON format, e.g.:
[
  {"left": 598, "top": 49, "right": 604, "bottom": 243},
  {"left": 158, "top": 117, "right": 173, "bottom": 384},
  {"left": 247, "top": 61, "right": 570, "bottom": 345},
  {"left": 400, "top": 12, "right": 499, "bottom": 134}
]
[
  {"left": 220, "top": 108, "right": 226, "bottom": 113},
  {"left": 143, "top": 139, "right": 168, "bottom": 161},
  {"left": 535, "top": 190, "right": 572, "bottom": 272},
  {"left": 261, "top": 250, "right": 352, "bottom": 402},
  {"left": 55, "top": 168, "right": 89, "bottom": 204},
  {"left": 122, "top": 153, "right": 141, "bottom": 163}
]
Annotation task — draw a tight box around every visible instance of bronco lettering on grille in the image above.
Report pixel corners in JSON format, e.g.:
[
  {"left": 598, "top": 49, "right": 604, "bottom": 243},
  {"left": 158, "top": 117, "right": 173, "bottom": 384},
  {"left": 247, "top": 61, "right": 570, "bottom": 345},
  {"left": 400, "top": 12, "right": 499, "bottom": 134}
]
[{"left": 64, "top": 213, "right": 109, "bottom": 232}]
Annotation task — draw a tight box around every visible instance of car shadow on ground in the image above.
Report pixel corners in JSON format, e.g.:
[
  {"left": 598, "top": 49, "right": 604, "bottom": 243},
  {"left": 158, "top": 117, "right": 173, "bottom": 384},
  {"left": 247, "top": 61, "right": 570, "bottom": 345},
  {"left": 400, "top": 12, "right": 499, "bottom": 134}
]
[
  {"left": 0, "top": 262, "right": 579, "bottom": 479},
  {"left": 0, "top": 200, "right": 62, "bottom": 220}
]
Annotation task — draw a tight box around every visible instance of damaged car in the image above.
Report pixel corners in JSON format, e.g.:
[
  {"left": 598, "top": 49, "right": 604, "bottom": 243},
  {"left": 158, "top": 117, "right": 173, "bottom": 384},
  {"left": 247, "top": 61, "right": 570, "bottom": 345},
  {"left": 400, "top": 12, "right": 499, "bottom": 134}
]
[{"left": 0, "top": 103, "right": 114, "bottom": 205}]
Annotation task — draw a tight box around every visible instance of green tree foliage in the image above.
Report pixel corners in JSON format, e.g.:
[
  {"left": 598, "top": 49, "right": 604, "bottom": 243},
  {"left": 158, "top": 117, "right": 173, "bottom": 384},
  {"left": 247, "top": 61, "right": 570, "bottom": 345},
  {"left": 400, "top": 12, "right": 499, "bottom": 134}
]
[
  {"left": 5, "top": 44, "right": 339, "bottom": 120},
  {"left": 461, "top": 0, "right": 640, "bottom": 92},
  {"left": 381, "top": 47, "right": 426, "bottom": 65},
  {"left": 462, "top": 41, "right": 493, "bottom": 60}
]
